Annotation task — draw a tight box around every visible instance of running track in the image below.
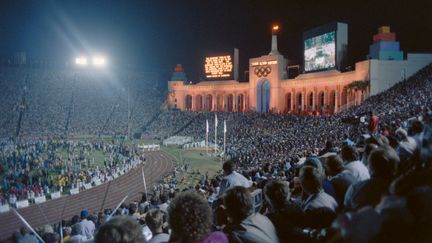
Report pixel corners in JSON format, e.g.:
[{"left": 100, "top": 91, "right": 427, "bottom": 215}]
[{"left": 0, "top": 151, "right": 176, "bottom": 240}]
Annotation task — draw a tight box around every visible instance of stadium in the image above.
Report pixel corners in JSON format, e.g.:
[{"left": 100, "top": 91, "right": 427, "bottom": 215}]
[{"left": 1, "top": 1, "right": 432, "bottom": 243}]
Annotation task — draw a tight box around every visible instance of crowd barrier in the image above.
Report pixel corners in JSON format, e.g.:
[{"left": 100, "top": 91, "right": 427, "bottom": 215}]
[{"left": 138, "top": 144, "right": 161, "bottom": 151}]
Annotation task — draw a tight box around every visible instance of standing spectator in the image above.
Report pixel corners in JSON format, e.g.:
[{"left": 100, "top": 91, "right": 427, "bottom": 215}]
[
  {"left": 223, "top": 186, "right": 279, "bottom": 243},
  {"left": 368, "top": 110, "right": 380, "bottom": 134}
]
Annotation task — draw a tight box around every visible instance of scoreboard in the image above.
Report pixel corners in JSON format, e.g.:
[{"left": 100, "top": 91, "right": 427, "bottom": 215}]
[
  {"left": 203, "top": 48, "right": 239, "bottom": 80},
  {"left": 204, "top": 55, "right": 233, "bottom": 79}
]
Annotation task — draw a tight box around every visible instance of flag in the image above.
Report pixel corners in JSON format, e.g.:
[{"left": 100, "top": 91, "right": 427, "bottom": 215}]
[
  {"left": 206, "top": 119, "right": 209, "bottom": 133},
  {"left": 215, "top": 114, "right": 218, "bottom": 127},
  {"left": 224, "top": 120, "right": 227, "bottom": 133}
]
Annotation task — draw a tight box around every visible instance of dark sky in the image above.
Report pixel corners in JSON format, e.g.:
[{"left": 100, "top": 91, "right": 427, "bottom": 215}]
[{"left": 1, "top": 0, "right": 431, "bottom": 81}]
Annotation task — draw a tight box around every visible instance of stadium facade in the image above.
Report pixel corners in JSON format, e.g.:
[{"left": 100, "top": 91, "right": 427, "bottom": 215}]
[{"left": 167, "top": 26, "right": 432, "bottom": 114}]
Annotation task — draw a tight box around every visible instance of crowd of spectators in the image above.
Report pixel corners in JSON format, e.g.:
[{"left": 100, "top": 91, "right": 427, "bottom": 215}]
[
  {"left": 0, "top": 67, "right": 165, "bottom": 139},
  {"left": 0, "top": 139, "right": 144, "bottom": 206}
]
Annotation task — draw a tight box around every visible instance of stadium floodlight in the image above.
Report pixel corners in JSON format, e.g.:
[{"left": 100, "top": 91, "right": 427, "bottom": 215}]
[
  {"left": 75, "top": 57, "right": 88, "bottom": 66},
  {"left": 92, "top": 56, "right": 106, "bottom": 67}
]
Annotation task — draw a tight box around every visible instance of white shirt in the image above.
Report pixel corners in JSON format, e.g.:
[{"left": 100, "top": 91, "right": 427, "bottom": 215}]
[
  {"left": 344, "top": 160, "right": 370, "bottom": 183},
  {"left": 218, "top": 171, "right": 252, "bottom": 196},
  {"left": 302, "top": 190, "right": 338, "bottom": 212},
  {"left": 80, "top": 219, "right": 95, "bottom": 240}
]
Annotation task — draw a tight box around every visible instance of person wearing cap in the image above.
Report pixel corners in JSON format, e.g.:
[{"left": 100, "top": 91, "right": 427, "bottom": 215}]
[{"left": 79, "top": 209, "right": 95, "bottom": 240}]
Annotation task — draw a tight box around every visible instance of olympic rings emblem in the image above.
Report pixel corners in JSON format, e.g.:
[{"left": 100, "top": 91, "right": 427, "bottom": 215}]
[{"left": 254, "top": 66, "right": 271, "bottom": 77}]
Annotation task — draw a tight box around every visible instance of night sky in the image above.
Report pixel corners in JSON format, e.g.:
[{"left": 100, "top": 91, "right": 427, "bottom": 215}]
[{"left": 1, "top": 0, "right": 431, "bottom": 81}]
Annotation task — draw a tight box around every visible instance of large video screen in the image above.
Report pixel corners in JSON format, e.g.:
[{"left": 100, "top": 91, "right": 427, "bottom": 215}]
[
  {"left": 304, "top": 31, "right": 336, "bottom": 72},
  {"left": 204, "top": 55, "right": 233, "bottom": 79}
]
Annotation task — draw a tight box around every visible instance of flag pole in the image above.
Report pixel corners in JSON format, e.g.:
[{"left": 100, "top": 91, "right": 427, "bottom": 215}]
[
  {"left": 12, "top": 208, "right": 45, "bottom": 243},
  {"left": 206, "top": 119, "right": 209, "bottom": 155},
  {"left": 214, "top": 114, "right": 217, "bottom": 154},
  {"left": 107, "top": 193, "right": 129, "bottom": 221},
  {"left": 223, "top": 120, "right": 227, "bottom": 159},
  {"left": 141, "top": 167, "right": 148, "bottom": 201}
]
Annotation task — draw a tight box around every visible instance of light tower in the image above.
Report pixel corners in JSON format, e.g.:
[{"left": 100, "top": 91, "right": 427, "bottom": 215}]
[{"left": 269, "top": 24, "right": 280, "bottom": 55}]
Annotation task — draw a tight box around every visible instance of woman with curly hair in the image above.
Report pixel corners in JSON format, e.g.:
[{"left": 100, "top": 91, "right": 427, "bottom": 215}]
[{"left": 168, "top": 191, "right": 228, "bottom": 243}]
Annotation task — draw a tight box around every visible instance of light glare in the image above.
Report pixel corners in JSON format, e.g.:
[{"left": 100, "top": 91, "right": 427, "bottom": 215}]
[
  {"left": 93, "top": 57, "right": 106, "bottom": 67},
  {"left": 75, "top": 57, "right": 88, "bottom": 65}
]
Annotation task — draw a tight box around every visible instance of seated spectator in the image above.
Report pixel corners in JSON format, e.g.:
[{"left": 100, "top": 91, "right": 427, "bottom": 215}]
[
  {"left": 318, "top": 140, "right": 337, "bottom": 156},
  {"left": 168, "top": 191, "right": 228, "bottom": 243},
  {"left": 344, "top": 146, "right": 399, "bottom": 210},
  {"left": 303, "top": 157, "right": 336, "bottom": 200},
  {"left": 15, "top": 227, "right": 38, "bottom": 243},
  {"left": 145, "top": 209, "right": 169, "bottom": 243},
  {"left": 158, "top": 194, "right": 169, "bottom": 215},
  {"left": 223, "top": 186, "right": 279, "bottom": 243},
  {"left": 218, "top": 160, "right": 252, "bottom": 196},
  {"left": 360, "top": 143, "right": 378, "bottom": 167},
  {"left": 69, "top": 223, "right": 86, "bottom": 243},
  {"left": 264, "top": 180, "right": 305, "bottom": 243},
  {"left": 341, "top": 145, "right": 370, "bottom": 183},
  {"left": 324, "top": 154, "right": 356, "bottom": 207},
  {"left": 299, "top": 166, "right": 338, "bottom": 212},
  {"left": 95, "top": 216, "right": 147, "bottom": 243}
]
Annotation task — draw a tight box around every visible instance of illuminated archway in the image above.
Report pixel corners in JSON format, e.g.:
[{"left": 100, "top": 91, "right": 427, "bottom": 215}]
[
  {"left": 286, "top": 93, "right": 292, "bottom": 112},
  {"left": 185, "top": 95, "right": 193, "bottom": 111},
  {"left": 205, "top": 94, "right": 213, "bottom": 111},
  {"left": 318, "top": 91, "right": 325, "bottom": 113},
  {"left": 237, "top": 94, "right": 244, "bottom": 112},
  {"left": 329, "top": 90, "right": 336, "bottom": 114},
  {"left": 195, "top": 95, "right": 203, "bottom": 111},
  {"left": 307, "top": 92, "right": 314, "bottom": 112},
  {"left": 256, "top": 79, "right": 270, "bottom": 113},
  {"left": 227, "top": 94, "right": 234, "bottom": 112},
  {"left": 296, "top": 93, "right": 303, "bottom": 113}
]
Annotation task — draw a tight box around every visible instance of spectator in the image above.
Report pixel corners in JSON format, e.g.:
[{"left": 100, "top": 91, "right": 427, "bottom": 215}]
[
  {"left": 264, "top": 180, "right": 304, "bottom": 243},
  {"left": 168, "top": 191, "right": 228, "bottom": 243},
  {"left": 368, "top": 110, "right": 380, "bottom": 134},
  {"left": 344, "top": 146, "right": 399, "bottom": 210},
  {"left": 395, "top": 127, "right": 417, "bottom": 163},
  {"left": 341, "top": 145, "right": 370, "bottom": 183},
  {"left": 69, "top": 223, "right": 86, "bottom": 243},
  {"left": 223, "top": 186, "right": 279, "bottom": 243},
  {"left": 145, "top": 209, "right": 169, "bottom": 243},
  {"left": 95, "top": 216, "right": 147, "bottom": 243},
  {"left": 299, "top": 166, "right": 338, "bottom": 212},
  {"left": 218, "top": 160, "right": 252, "bottom": 196},
  {"left": 79, "top": 209, "right": 95, "bottom": 240},
  {"left": 324, "top": 154, "right": 356, "bottom": 207},
  {"left": 303, "top": 157, "right": 337, "bottom": 200}
]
